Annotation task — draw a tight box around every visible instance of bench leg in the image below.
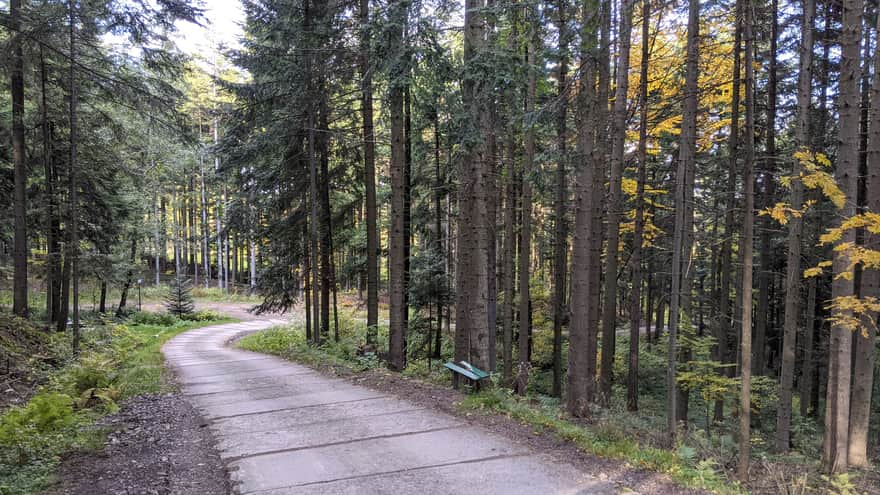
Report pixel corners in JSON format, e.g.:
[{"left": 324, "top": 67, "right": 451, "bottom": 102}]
[{"left": 452, "top": 372, "right": 459, "bottom": 390}]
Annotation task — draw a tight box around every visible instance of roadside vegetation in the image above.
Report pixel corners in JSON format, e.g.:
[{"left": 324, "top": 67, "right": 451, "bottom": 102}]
[
  {"left": 237, "top": 294, "right": 874, "bottom": 495},
  {"left": 0, "top": 310, "right": 231, "bottom": 495}
]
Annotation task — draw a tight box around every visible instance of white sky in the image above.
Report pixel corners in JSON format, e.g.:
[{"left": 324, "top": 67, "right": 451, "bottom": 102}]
[{"left": 175, "top": 0, "right": 245, "bottom": 56}]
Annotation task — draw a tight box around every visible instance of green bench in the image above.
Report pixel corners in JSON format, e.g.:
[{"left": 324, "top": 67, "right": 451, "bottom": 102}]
[{"left": 444, "top": 360, "right": 490, "bottom": 391}]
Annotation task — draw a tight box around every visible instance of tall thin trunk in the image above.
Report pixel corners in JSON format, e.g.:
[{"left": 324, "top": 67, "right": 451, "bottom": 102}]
[
  {"left": 41, "top": 47, "right": 59, "bottom": 323},
  {"left": 69, "top": 0, "right": 80, "bottom": 355},
  {"left": 600, "top": 0, "right": 633, "bottom": 403},
  {"left": 360, "top": 0, "right": 379, "bottom": 344},
  {"left": 628, "top": 0, "right": 649, "bottom": 412},
  {"left": 200, "top": 158, "right": 211, "bottom": 287},
  {"left": 434, "top": 111, "right": 445, "bottom": 360},
  {"left": 388, "top": 0, "right": 408, "bottom": 371},
  {"left": 11, "top": 0, "right": 28, "bottom": 318},
  {"left": 716, "top": 0, "right": 742, "bottom": 422},
  {"left": 737, "top": 0, "right": 756, "bottom": 479},
  {"left": 799, "top": 276, "right": 817, "bottom": 417},
  {"left": 568, "top": 0, "right": 598, "bottom": 414},
  {"left": 667, "top": 0, "right": 699, "bottom": 442},
  {"left": 517, "top": 8, "right": 537, "bottom": 394},
  {"left": 116, "top": 237, "right": 137, "bottom": 316},
  {"left": 552, "top": 0, "right": 569, "bottom": 398},
  {"left": 847, "top": 5, "right": 879, "bottom": 468},
  {"left": 823, "top": 0, "right": 862, "bottom": 474},
  {"left": 754, "top": 0, "right": 779, "bottom": 376},
  {"left": 776, "top": 0, "right": 814, "bottom": 453}
]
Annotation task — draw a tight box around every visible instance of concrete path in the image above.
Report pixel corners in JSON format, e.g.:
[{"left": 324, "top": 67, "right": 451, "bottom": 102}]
[{"left": 163, "top": 320, "right": 616, "bottom": 495}]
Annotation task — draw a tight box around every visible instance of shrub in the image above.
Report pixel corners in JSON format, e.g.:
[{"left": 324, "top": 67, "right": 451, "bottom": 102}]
[{"left": 126, "top": 311, "right": 179, "bottom": 327}]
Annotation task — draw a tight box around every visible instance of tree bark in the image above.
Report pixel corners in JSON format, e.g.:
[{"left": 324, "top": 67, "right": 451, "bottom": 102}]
[
  {"left": 776, "top": 0, "right": 813, "bottom": 453},
  {"left": 517, "top": 7, "right": 537, "bottom": 394},
  {"left": 11, "top": 0, "right": 28, "bottom": 318},
  {"left": 667, "top": 0, "right": 699, "bottom": 443},
  {"left": 847, "top": 5, "right": 879, "bottom": 467},
  {"left": 628, "top": 0, "right": 648, "bottom": 412},
  {"left": 600, "top": 0, "right": 633, "bottom": 404},
  {"left": 568, "top": 0, "right": 599, "bottom": 414},
  {"left": 68, "top": 0, "right": 81, "bottom": 355},
  {"left": 823, "top": 0, "right": 862, "bottom": 473},
  {"left": 715, "top": 0, "right": 742, "bottom": 423},
  {"left": 388, "top": 0, "right": 408, "bottom": 371},
  {"left": 737, "top": 0, "right": 756, "bottom": 479},
  {"left": 552, "top": 0, "right": 569, "bottom": 398},
  {"left": 360, "top": 0, "right": 380, "bottom": 344}
]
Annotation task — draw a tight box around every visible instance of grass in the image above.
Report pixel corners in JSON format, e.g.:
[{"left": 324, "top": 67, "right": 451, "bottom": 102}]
[
  {"left": 0, "top": 310, "right": 233, "bottom": 495},
  {"left": 458, "top": 388, "right": 742, "bottom": 494}
]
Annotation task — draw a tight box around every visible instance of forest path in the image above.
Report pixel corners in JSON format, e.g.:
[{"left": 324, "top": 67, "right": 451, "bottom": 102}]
[{"left": 163, "top": 320, "right": 617, "bottom": 495}]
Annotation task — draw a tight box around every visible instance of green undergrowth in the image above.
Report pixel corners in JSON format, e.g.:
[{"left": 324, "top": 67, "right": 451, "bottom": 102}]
[
  {"left": 0, "top": 310, "right": 232, "bottom": 495},
  {"left": 459, "top": 388, "right": 741, "bottom": 494}
]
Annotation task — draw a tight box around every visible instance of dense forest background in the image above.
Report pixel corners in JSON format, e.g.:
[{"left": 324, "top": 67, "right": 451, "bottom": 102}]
[{"left": 1, "top": 0, "right": 879, "bottom": 490}]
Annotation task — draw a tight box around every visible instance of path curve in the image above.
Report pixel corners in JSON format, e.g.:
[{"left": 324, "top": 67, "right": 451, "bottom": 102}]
[{"left": 163, "top": 320, "right": 616, "bottom": 495}]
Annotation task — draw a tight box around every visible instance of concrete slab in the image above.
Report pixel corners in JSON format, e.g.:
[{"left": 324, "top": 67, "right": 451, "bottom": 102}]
[
  {"left": 209, "top": 396, "right": 420, "bottom": 436},
  {"left": 162, "top": 321, "right": 615, "bottom": 495},
  {"left": 198, "top": 388, "right": 385, "bottom": 419},
  {"left": 216, "top": 408, "right": 461, "bottom": 460},
  {"left": 257, "top": 456, "right": 616, "bottom": 495},
  {"left": 229, "top": 427, "right": 527, "bottom": 493}
]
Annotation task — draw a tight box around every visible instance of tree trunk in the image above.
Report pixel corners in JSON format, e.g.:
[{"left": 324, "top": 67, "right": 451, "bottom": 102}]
[
  {"left": 823, "top": 0, "right": 862, "bottom": 474},
  {"left": 40, "top": 46, "right": 60, "bottom": 324},
  {"left": 847, "top": 6, "right": 879, "bottom": 467},
  {"left": 200, "top": 158, "right": 211, "bottom": 288},
  {"left": 517, "top": 8, "right": 537, "bottom": 394},
  {"left": 11, "top": 0, "right": 28, "bottom": 318},
  {"left": 360, "top": 0, "right": 379, "bottom": 345},
  {"left": 628, "top": 0, "right": 648, "bottom": 412},
  {"left": 457, "top": 0, "right": 491, "bottom": 373},
  {"left": 69, "top": 0, "right": 81, "bottom": 355},
  {"left": 117, "top": 238, "right": 138, "bottom": 316},
  {"left": 601, "top": 0, "right": 633, "bottom": 404},
  {"left": 667, "top": 0, "right": 699, "bottom": 443},
  {"left": 716, "top": 0, "right": 742, "bottom": 423},
  {"left": 754, "top": 0, "right": 779, "bottom": 377},
  {"left": 776, "top": 0, "right": 813, "bottom": 453},
  {"left": 552, "top": 0, "right": 569, "bottom": 398},
  {"left": 737, "top": 0, "right": 756, "bottom": 479},
  {"left": 388, "top": 0, "right": 408, "bottom": 371},
  {"left": 568, "top": 0, "right": 598, "bottom": 414}
]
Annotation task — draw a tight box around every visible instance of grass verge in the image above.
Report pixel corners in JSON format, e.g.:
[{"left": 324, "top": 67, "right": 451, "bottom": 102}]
[{"left": 0, "top": 311, "right": 233, "bottom": 495}]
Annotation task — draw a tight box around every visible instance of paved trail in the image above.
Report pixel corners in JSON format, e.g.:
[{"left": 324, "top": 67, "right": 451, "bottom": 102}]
[{"left": 163, "top": 320, "right": 616, "bottom": 495}]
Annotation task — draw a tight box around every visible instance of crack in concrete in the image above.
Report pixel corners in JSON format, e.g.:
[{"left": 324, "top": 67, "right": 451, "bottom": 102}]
[
  {"left": 203, "top": 395, "right": 388, "bottom": 421},
  {"left": 223, "top": 425, "right": 465, "bottom": 464},
  {"left": 242, "top": 453, "right": 533, "bottom": 494}
]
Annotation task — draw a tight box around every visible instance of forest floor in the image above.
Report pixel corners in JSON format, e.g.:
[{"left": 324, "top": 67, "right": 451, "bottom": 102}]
[{"left": 44, "top": 393, "right": 230, "bottom": 495}]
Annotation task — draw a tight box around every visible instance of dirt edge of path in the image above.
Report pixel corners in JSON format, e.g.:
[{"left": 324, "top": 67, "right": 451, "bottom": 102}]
[{"left": 43, "top": 386, "right": 230, "bottom": 495}]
